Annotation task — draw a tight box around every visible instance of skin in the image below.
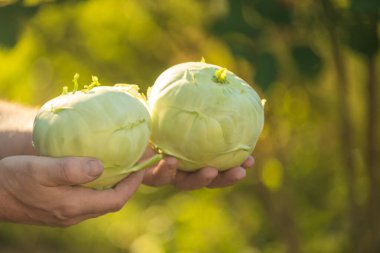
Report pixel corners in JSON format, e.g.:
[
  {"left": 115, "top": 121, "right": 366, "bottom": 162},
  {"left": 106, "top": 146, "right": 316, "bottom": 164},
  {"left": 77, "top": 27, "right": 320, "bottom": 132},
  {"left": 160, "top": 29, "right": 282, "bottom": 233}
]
[
  {"left": 140, "top": 147, "right": 254, "bottom": 190},
  {"left": 0, "top": 100, "right": 254, "bottom": 226},
  {"left": 0, "top": 156, "right": 144, "bottom": 227}
]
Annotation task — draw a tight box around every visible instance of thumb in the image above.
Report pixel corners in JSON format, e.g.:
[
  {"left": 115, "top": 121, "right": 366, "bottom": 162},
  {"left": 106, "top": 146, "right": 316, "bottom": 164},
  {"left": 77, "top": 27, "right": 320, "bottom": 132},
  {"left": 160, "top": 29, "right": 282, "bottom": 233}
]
[{"left": 29, "top": 156, "right": 104, "bottom": 186}]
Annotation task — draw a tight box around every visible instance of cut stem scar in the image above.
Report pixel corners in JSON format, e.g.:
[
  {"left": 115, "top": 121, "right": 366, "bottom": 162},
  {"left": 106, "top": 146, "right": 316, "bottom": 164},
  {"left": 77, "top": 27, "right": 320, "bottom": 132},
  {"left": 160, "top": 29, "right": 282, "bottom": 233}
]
[
  {"left": 214, "top": 68, "right": 228, "bottom": 84},
  {"left": 62, "top": 86, "right": 68, "bottom": 95}
]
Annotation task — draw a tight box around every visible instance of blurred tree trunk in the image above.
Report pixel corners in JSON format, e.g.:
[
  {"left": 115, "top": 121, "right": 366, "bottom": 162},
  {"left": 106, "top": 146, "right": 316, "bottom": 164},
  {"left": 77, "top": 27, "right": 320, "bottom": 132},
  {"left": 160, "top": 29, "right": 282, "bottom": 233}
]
[
  {"left": 255, "top": 182, "right": 299, "bottom": 253},
  {"left": 254, "top": 120, "right": 299, "bottom": 253},
  {"left": 320, "top": 0, "right": 360, "bottom": 251},
  {"left": 365, "top": 54, "right": 379, "bottom": 251}
]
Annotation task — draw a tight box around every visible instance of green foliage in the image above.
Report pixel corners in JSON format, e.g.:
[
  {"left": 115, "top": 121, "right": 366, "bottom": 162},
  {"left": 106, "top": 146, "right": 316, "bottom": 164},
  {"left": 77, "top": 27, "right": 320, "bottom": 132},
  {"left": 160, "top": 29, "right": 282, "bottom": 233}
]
[
  {"left": 345, "top": 15, "right": 379, "bottom": 57},
  {"left": 249, "top": 0, "right": 293, "bottom": 26},
  {"left": 250, "top": 52, "right": 278, "bottom": 90},
  {"left": 0, "top": 0, "right": 379, "bottom": 252},
  {"left": 291, "top": 45, "right": 323, "bottom": 78},
  {"left": 0, "top": 2, "right": 39, "bottom": 47}
]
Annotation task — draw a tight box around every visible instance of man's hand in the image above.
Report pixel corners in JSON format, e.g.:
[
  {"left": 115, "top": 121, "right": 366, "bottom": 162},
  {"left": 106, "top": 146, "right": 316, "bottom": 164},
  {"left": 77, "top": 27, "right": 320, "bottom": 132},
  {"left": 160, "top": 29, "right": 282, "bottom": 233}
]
[
  {"left": 0, "top": 156, "right": 144, "bottom": 227},
  {"left": 141, "top": 147, "right": 255, "bottom": 190}
]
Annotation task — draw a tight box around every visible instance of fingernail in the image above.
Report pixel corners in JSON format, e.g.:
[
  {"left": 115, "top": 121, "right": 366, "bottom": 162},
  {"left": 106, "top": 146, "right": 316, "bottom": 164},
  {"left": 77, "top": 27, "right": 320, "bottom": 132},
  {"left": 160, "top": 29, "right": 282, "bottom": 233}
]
[
  {"left": 235, "top": 169, "right": 246, "bottom": 180},
  {"left": 87, "top": 160, "right": 103, "bottom": 178},
  {"left": 202, "top": 168, "right": 218, "bottom": 181}
]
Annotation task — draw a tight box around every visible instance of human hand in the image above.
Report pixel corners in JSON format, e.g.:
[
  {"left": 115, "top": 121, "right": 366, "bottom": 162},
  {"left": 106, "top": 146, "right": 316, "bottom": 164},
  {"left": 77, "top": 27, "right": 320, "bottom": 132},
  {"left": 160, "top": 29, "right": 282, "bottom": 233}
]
[
  {"left": 0, "top": 155, "right": 144, "bottom": 227},
  {"left": 141, "top": 147, "right": 255, "bottom": 190}
]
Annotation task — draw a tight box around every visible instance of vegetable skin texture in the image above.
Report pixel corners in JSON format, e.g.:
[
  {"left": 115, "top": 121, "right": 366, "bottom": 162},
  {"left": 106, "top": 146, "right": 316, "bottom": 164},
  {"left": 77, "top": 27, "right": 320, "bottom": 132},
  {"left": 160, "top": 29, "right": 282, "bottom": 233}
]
[
  {"left": 33, "top": 85, "right": 151, "bottom": 189},
  {"left": 148, "top": 62, "right": 265, "bottom": 171}
]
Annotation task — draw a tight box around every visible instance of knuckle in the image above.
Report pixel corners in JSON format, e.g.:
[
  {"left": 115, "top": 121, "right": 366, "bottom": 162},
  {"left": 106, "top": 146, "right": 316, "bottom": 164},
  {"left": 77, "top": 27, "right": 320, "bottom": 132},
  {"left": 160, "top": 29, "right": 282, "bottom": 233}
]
[
  {"left": 206, "top": 184, "right": 219, "bottom": 189},
  {"left": 148, "top": 179, "right": 165, "bottom": 187},
  {"left": 232, "top": 172, "right": 246, "bottom": 182},
  {"left": 202, "top": 170, "right": 218, "bottom": 182},
  {"left": 174, "top": 182, "right": 195, "bottom": 191},
  {"left": 59, "top": 158, "right": 78, "bottom": 184},
  {"left": 24, "top": 159, "right": 36, "bottom": 174},
  {"left": 110, "top": 198, "right": 125, "bottom": 212},
  {"left": 53, "top": 204, "right": 81, "bottom": 220},
  {"left": 228, "top": 175, "right": 241, "bottom": 183},
  {"left": 23, "top": 160, "right": 41, "bottom": 182},
  {"left": 231, "top": 175, "right": 244, "bottom": 182},
  {"left": 180, "top": 186, "right": 195, "bottom": 191},
  {"left": 58, "top": 219, "right": 78, "bottom": 228},
  {"left": 203, "top": 174, "right": 216, "bottom": 182}
]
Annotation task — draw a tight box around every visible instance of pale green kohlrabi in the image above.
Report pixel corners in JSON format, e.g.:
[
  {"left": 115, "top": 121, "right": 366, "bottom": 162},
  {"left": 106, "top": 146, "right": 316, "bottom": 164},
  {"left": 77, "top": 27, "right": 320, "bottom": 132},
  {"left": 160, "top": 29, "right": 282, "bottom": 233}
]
[
  {"left": 148, "top": 62, "right": 265, "bottom": 171},
  {"left": 33, "top": 75, "right": 160, "bottom": 189}
]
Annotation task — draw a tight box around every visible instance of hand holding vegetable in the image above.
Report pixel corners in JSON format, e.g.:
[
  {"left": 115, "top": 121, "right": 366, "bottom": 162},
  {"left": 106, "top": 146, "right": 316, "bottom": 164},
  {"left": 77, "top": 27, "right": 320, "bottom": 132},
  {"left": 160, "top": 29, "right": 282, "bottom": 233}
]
[
  {"left": 33, "top": 67, "right": 263, "bottom": 190},
  {"left": 0, "top": 155, "right": 144, "bottom": 227},
  {"left": 0, "top": 61, "right": 263, "bottom": 227},
  {"left": 148, "top": 62, "right": 265, "bottom": 171},
  {"left": 142, "top": 61, "right": 263, "bottom": 189},
  {"left": 141, "top": 146, "right": 255, "bottom": 190},
  {"left": 33, "top": 75, "right": 157, "bottom": 189}
]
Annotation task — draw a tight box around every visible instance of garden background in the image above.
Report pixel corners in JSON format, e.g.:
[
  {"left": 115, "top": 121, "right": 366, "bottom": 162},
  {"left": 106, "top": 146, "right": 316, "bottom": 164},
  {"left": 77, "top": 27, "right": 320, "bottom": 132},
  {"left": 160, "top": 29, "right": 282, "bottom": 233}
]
[{"left": 0, "top": 0, "right": 379, "bottom": 252}]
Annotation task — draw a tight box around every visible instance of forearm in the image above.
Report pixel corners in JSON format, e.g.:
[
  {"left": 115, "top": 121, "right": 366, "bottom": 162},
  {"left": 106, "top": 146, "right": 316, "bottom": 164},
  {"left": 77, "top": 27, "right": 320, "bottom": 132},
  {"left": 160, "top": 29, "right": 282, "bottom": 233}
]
[{"left": 0, "top": 100, "right": 38, "bottom": 159}]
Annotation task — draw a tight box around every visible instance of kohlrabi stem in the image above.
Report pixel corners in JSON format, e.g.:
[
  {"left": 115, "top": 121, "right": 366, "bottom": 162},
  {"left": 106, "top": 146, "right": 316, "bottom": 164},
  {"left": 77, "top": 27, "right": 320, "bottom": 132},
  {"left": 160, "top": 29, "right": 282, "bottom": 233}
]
[
  {"left": 84, "top": 75, "right": 101, "bottom": 91},
  {"left": 214, "top": 68, "right": 228, "bottom": 84},
  {"left": 89, "top": 75, "right": 100, "bottom": 89},
  {"left": 72, "top": 73, "right": 80, "bottom": 94},
  {"left": 123, "top": 154, "right": 163, "bottom": 174},
  {"left": 62, "top": 86, "right": 68, "bottom": 95}
]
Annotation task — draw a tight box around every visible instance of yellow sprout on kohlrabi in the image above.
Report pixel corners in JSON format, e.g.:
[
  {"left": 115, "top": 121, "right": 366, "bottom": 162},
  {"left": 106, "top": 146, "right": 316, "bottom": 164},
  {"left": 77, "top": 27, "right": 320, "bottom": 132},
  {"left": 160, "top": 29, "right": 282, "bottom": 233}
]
[
  {"left": 148, "top": 62, "right": 265, "bottom": 171},
  {"left": 33, "top": 74, "right": 161, "bottom": 190}
]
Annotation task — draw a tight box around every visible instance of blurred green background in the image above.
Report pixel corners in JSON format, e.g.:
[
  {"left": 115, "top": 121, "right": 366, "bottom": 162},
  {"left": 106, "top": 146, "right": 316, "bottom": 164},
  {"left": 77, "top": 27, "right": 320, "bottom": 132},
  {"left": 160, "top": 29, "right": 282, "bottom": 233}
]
[{"left": 0, "top": 0, "right": 379, "bottom": 252}]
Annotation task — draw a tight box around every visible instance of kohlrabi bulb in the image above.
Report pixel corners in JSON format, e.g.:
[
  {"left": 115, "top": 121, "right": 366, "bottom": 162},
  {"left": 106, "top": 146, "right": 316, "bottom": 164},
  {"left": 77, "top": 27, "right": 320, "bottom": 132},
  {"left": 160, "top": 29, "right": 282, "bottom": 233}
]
[
  {"left": 33, "top": 75, "right": 157, "bottom": 189},
  {"left": 148, "top": 62, "right": 265, "bottom": 171}
]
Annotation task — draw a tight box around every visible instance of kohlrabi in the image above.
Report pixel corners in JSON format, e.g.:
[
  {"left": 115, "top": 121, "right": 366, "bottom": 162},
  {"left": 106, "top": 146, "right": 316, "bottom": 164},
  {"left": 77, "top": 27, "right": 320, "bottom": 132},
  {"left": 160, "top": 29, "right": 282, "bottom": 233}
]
[
  {"left": 148, "top": 62, "right": 265, "bottom": 171},
  {"left": 33, "top": 74, "right": 160, "bottom": 189}
]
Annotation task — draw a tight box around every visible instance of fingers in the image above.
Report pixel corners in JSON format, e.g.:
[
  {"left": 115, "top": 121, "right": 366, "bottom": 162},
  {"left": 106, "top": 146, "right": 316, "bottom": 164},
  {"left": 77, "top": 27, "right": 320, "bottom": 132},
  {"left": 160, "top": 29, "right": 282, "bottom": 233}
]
[
  {"left": 143, "top": 156, "right": 254, "bottom": 189},
  {"left": 242, "top": 156, "right": 255, "bottom": 168},
  {"left": 52, "top": 213, "right": 101, "bottom": 228},
  {"left": 77, "top": 170, "right": 145, "bottom": 215},
  {"left": 27, "top": 156, "right": 104, "bottom": 187},
  {"left": 173, "top": 167, "right": 218, "bottom": 191},
  {"left": 204, "top": 156, "right": 252, "bottom": 188},
  {"left": 171, "top": 157, "right": 252, "bottom": 190},
  {"left": 113, "top": 170, "right": 145, "bottom": 200},
  {"left": 172, "top": 166, "right": 246, "bottom": 190},
  {"left": 142, "top": 156, "right": 178, "bottom": 186},
  {"left": 0, "top": 155, "right": 144, "bottom": 227},
  {"left": 49, "top": 171, "right": 145, "bottom": 222},
  {"left": 207, "top": 167, "right": 246, "bottom": 188}
]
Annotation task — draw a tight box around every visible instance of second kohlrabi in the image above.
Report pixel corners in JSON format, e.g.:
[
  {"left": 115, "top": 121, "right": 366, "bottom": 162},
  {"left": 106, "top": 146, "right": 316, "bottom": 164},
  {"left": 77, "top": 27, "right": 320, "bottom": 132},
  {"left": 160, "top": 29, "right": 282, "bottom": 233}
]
[{"left": 148, "top": 62, "right": 265, "bottom": 171}]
